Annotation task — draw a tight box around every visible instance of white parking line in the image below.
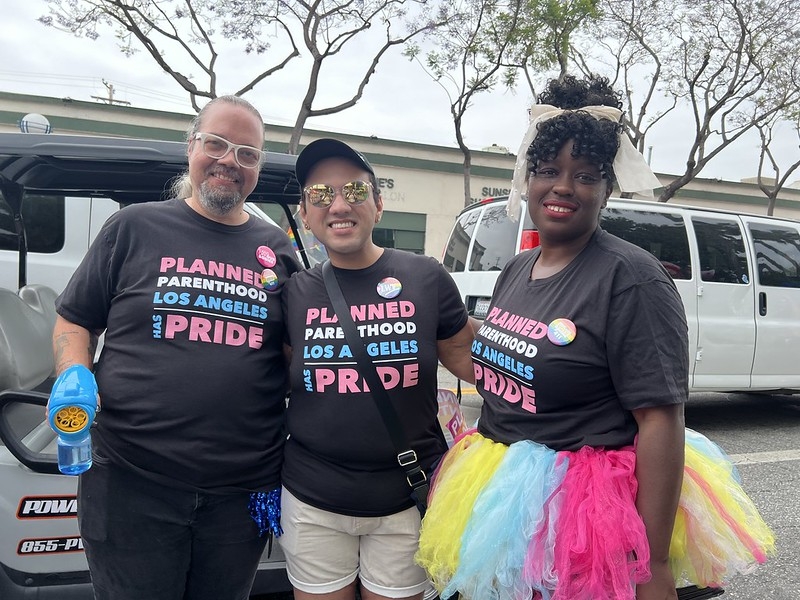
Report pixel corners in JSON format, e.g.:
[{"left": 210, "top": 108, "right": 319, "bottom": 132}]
[{"left": 729, "top": 449, "right": 800, "bottom": 465}]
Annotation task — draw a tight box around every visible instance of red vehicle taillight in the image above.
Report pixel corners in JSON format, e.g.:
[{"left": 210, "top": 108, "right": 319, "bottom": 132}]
[{"left": 520, "top": 230, "right": 540, "bottom": 251}]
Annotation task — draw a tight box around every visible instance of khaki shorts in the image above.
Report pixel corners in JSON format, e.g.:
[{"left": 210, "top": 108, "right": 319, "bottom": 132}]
[{"left": 279, "top": 487, "right": 429, "bottom": 598}]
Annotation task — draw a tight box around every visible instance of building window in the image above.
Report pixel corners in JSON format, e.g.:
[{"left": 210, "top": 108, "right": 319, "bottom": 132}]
[{"left": 374, "top": 211, "right": 426, "bottom": 254}]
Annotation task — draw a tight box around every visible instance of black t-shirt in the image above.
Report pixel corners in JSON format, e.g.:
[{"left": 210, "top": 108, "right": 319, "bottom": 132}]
[
  {"left": 477, "top": 227, "right": 689, "bottom": 451},
  {"left": 281, "top": 249, "right": 468, "bottom": 516},
  {"left": 56, "top": 198, "right": 300, "bottom": 491}
]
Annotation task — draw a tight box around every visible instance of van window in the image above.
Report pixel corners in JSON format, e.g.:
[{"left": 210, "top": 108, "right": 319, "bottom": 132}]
[
  {"left": 600, "top": 208, "right": 692, "bottom": 280},
  {"left": 443, "top": 209, "right": 480, "bottom": 273},
  {"left": 0, "top": 193, "right": 66, "bottom": 254},
  {"left": 468, "top": 204, "right": 519, "bottom": 272},
  {"left": 692, "top": 217, "right": 749, "bottom": 284},
  {"left": 749, "top": 223, "right": 800, "bottom": 288}
]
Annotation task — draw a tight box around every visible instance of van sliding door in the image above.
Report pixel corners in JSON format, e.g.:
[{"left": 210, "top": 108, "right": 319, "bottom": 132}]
[
  {"left": 690, "top": 216, "right": 755, "bottom": 390},
  {"left": 746, "top": 219, "right": 800, "bottom": 390}
]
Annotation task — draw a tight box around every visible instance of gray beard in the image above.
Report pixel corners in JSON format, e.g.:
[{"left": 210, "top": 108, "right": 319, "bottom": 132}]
[{"left": 198, "top": 181, "right": 242, "bottom": 216}]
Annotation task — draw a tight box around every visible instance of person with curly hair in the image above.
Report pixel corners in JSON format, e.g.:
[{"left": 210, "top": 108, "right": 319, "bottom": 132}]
[{"left": 416, "top": 75, "right": 773, "bottom": 600}]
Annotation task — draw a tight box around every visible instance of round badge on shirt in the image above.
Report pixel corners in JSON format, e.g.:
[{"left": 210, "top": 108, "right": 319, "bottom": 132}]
[
  {"left": 377, "top": 277, "right": 402, "bottom": 299},
  {"left": 547, "top": 318, "right": 576, "bottom": 346},
  {"left": 256, "top": 245, "right": 277, "bottom": 268},
  {"left": 260, "top": 268, "right": 279, "bottom": 291}
]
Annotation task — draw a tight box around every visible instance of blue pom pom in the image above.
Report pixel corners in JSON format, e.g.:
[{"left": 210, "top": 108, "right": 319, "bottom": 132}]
[{"left": 249, "top": 488, "right": 283, "bottom": 538}]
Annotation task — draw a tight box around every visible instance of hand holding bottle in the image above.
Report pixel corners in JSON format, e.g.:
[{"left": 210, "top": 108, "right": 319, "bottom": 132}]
[{"left": 47, "top": 365, "right": 99, "bottom": 475}]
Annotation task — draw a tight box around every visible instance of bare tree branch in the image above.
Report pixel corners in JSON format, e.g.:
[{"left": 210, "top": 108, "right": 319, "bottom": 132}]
[
  {"left": 405, "top": 0, "right": 532, "bottom": 206},
  {"left": 657, "top": 0, "right": 800, "bottom": 201},
  {"left": 755, "top": 86, "right": 800, "bottom": 215},
  {"left": 38, "top": 0, "right": 446, "bottom": 148}
]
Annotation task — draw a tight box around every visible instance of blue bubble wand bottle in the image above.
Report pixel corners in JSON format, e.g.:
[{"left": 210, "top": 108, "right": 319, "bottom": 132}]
[{"left": 47, "top": 365, "right": 98, "bottom": 475}]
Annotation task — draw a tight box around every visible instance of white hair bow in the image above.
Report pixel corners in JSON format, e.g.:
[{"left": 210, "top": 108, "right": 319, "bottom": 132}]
[{"left": 507, "top": 104, "right": 662, "bottom": 222}]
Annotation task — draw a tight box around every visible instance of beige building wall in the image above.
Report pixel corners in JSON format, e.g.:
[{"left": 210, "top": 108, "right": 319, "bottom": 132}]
[{"left": 3, "top": 91, "right": 799, "bottom": 259}]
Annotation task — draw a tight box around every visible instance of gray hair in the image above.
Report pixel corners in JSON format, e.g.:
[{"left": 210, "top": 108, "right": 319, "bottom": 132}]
[{"left": 170, "top": 95, "right": 266, "bottom": 200}]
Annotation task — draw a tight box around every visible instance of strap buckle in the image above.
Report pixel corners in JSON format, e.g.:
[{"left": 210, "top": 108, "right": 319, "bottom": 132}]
[
  {"left": 398, "top": 450, "right": 427, "bottom": 488},
  {"left": 397, "top": 450, "right": 418, "bottom": 467},
  {"left": 406, "top": 466, "right": 428, "bottom": 488}
]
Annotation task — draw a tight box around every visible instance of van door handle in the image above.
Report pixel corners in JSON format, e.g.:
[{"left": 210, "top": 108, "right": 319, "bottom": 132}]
[{"left": 759, "top": 292, "right": 767, "bottom": 316}]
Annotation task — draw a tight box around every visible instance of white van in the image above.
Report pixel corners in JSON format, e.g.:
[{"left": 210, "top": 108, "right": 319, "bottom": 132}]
[{"left": 443, "top": 196, "right": 800, "bottom": 394}]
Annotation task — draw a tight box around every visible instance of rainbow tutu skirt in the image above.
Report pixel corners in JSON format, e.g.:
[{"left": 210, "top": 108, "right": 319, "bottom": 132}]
[{"left": 416, "top": 428, "right": 774, "bottom": 600}]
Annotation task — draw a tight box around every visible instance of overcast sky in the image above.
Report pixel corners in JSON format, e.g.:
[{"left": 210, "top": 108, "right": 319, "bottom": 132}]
[{"left": 2, "top": 1, "right": 798, "bottom": 185}]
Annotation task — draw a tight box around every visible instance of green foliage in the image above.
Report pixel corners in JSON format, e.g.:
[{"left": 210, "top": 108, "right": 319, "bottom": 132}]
[{"left": 503, "top": 0, "right": 600, "bottom": 88}]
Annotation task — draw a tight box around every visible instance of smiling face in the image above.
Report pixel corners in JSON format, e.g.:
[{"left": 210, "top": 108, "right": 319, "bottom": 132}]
[
  {"left": 300, "top": 157, "right": 384, "bottom": 269},
  {"left": 527, "top": 141, "right": 613, "bottom": 250},
  {"left": 186, "top": 102, "right": 264, "bottom": 224}
]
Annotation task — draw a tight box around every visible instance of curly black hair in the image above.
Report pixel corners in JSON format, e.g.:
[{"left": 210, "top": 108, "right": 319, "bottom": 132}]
[{"left": 527, "top": 75, "right": 624, "bottom": 185}]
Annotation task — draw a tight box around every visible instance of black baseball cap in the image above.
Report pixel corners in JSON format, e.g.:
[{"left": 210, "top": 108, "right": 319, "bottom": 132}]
[{"left": 295, "top": 138, "right": 375, "bottom": 187}]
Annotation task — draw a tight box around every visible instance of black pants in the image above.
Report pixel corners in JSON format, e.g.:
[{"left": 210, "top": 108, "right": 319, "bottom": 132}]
[{"left": 77, "top": 456, "right": 267, "bottom": 600}]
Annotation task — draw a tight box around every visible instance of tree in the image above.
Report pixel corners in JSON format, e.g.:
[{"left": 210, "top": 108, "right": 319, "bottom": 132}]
[
  {"left": 405, "top": 0, "right": 598, "bottom": 207},
  {"left": 655, "top": 0, "right": 800, "bottom": 202},
  {"left": 754, "top": 111, "right": 800, "bottom": 216},
  {"left": 405, "top": 0, "right": 523, "bottom": 207},
  {"left": 39, "top": 0, "right": 300, "bottom": 112},
  {"left": 39, "top": 0, "right": 452, "bottom": 152},
  {"left": 273, "top": 0, "right": 453, "bottom": 151},
  {"left": 572, "top": 0, "right": 800, "bottom": 203},
  {"left": 505, "top": 0, "right": 601, "bottom": 97},
  {"left": 572, "top": 0, "right": 676, "bottom": 160}
]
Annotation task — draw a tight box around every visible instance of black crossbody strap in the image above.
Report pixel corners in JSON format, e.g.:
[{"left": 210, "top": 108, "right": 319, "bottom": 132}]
[{"left": 321, "top": 261, "right": 429, "bottom": 512}]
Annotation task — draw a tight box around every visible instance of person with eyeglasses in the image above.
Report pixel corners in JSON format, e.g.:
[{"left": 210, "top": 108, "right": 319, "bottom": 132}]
[
  {"left": 51, "top": 95, "right": 299, "bottom": 600},
  {"left": 278, "top": 138, "right": 476, "bottom": 600}
]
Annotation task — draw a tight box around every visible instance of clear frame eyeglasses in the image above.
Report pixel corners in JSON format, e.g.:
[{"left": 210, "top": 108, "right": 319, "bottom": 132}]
[
  {"left": 193, "top": 132, "right": 264, "bottom": 169},
  {"left": 303, "top": 180, "right": 373, "bottom": 208}
]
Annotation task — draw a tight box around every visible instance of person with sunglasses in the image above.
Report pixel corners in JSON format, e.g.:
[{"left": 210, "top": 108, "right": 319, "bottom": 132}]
[
  {"left": 279, "top": 138, "right": 476, "bottom": 600},
  {"left": 50, "top": 95, "right": 299, "bottom": 600}
]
